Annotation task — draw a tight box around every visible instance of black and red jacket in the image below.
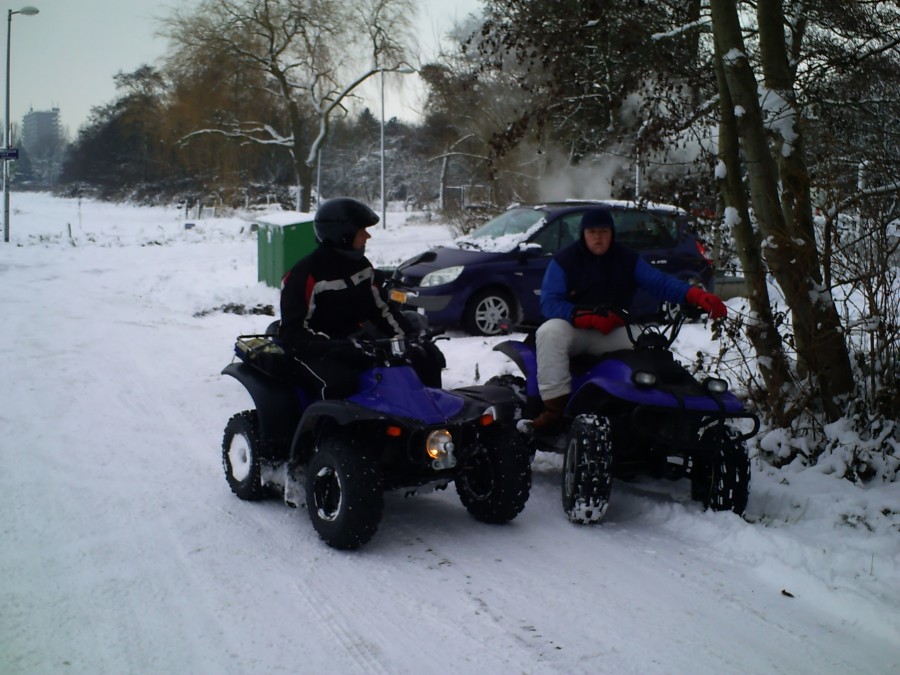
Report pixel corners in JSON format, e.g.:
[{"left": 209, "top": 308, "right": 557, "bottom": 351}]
[{"left": 278, "top": 243, "right": 407, "bottom": 354}]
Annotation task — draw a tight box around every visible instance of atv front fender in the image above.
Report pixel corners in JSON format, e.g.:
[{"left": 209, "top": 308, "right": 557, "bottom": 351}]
[
  {"left": 288, "top": 399, "right": 398, "bottom": 465},
  {"left": 493, "top": 340, "right": 539, "bottom": 397},
  {"left": 295, "top": 399, "right": 389, "bottom": 435},
  {"left": 568, "top": 381, "right": 760, "bottom": 442},
  {"left": 222, "top": 362, "right": 301, "bottom": 459}
]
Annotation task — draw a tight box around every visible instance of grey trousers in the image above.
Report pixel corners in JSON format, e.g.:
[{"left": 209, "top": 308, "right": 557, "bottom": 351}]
[{"left": 535, "top": 318, "right": 634, "bottom": 399}]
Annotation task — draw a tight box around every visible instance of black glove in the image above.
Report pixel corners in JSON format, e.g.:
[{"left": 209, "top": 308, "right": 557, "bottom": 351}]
[{"left": 331, "top": 338, "right": 377, "bottom": 368}]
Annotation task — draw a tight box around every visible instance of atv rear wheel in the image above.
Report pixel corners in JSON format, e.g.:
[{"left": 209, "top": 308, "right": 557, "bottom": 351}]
[
  {"left": 692, "top": 425, "right": 751, "bottom": 515},
  {"left": 222, "top": 411, "right": 265, "bottom": 501},
  {"left": 306, "top": 432, "right": 383, "bottom": 550},
  {"left": 455, "top": 428, "right": 532, "bottom": 524},
  {"left": 561, "top": 414, "right": 614, "bottom": 524}
]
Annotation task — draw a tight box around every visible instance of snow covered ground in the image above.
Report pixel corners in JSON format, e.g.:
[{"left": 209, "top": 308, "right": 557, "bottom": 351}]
[{"left": 1, "top": 193, "right": 898, "bottom": 674}]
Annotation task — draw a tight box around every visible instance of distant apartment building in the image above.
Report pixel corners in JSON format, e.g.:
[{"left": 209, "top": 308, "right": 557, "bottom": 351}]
[
  {"left": 22, "top": 107, "right": 61, "bottom": 152},
  {"left": 19, "top": 107, "right": 64, "bottom": 184}
]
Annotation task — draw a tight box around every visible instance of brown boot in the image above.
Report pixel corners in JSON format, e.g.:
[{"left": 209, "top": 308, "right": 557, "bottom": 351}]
[{"left": 529, "top": 395, "right": 568, "bottom": 435}]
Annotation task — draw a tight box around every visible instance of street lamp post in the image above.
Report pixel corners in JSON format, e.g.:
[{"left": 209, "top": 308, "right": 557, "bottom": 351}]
[
  {"left": 380, "top": 66, "right": 415, "bottom": 229},
  {"left": 380, "top": 68, "right": 384, "bottom": 228},
  {"left": 3, "top": 5, "right": 39, "bottom": 243}
]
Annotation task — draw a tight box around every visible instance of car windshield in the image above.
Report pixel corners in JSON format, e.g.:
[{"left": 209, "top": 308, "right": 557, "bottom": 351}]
[{"left": 456, "top": 208, "right": 546, "bottom": 252}]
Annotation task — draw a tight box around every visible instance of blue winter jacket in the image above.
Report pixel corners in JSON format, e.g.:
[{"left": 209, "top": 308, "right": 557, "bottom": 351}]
[{"left": 540, "top": 238, "right": 691, "bottom": 321}]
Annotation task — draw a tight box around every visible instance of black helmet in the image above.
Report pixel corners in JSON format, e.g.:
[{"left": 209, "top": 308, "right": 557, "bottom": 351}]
[{"left": 314, "top": 198, "right": 379, "bottom": 254}]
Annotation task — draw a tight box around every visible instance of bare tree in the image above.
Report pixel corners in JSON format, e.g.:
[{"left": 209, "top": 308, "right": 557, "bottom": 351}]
[
  {"left": 708, "top": 0, "right": 855, "bottom": 423},
  {"left": 705, "top": 0, "right": 900, "bottom": 431},
  {"left": 161, "top": 0, "right": 415, "bottom": 212},
  {"left": 710, "top": 38, "right": 794, "bottom": 424}
]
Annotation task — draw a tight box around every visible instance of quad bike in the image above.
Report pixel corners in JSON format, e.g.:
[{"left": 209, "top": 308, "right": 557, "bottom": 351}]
[
  {"left": 220, "top": 325, "right": 532, "bottom": 550},
  {"left": 489, "top": 304, "right": 759, "bottom": 524}
]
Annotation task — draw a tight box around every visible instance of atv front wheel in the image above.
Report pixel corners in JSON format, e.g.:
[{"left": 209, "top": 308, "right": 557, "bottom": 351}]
[
  {"left": 305, "top": 432, "right": 383, "bottom": 550},
  {"left": 562, "top": 414, "right": 614, "bottom": 524},
  {"left": 455, "top": 428, "right": 532, "bottom": 524},
  {"left": 222, "top": 411, "right": 265, "bottom": 501},
  {"left": 692, "top": 425, "right": 751, "bottom": 515}
]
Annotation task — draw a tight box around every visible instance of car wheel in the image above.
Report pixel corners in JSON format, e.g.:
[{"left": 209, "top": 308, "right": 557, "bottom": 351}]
[
  {"left": 691, "top": 424, "right": 750, "bottom": 516},
  {"left": 561, "top": 414, "right": 614, "bottom": 524},
  {"left": 463, "top": 288, "right": 515, "bottom": 336},
  {"left": 305, "top": 431, "right": 383, "bottom": 550},
  {"left": 222, "top": 411, "right": 265, "bottom": 501},
  {"left": 455, "top": 427, "right": 532, "bottom": 524}
]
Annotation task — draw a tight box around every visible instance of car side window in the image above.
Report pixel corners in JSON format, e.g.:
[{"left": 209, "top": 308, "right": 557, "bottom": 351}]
[
  {"left": 529, "top": 219, "right": 561, "bottom": 254},
  {"left": 559, "top": 213, "right": 583, "bottom": 249},
  {"left": 613, "top": 212, "right": 678, "bottom": 249},
  {"left": 530, "top": 213, "right": 584, "bottom": 254}
]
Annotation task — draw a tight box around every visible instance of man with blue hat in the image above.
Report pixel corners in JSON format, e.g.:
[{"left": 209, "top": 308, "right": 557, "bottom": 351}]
[{"left": 524, "top": 206, "right": 727, "bottom": 434}]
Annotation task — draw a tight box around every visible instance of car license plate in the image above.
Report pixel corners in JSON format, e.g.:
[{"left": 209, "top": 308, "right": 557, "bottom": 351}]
[{"left": 389, "top": 289, "right": 407, "bottom": 303}]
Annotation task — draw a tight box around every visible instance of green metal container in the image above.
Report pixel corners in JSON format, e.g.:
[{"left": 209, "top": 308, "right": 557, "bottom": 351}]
[{"left": 255, "top": 212, "right": 317, "bottom": 288}]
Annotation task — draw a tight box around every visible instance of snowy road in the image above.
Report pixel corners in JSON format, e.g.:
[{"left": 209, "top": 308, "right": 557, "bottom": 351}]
[{"left": 1, "top": 195, "right": 898, "bottom": 674}]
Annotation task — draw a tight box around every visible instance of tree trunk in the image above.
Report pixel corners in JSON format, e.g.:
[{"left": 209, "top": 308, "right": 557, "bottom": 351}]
[
  {"left": 280, "top": 86, "right": 313, "bottom": 213},
  {"left": 712, "top": 37, "right": 794, "bottom": 424},
  {"left": 709, "top": 0, "right": 853, "bottom": 421},
  {"left": 756, "top": 0, "right": 854, "bottom": 418}
]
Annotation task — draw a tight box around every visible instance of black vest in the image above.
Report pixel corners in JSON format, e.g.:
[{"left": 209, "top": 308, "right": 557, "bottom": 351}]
[{"left": 553, "top": 239, "right": 640, "bottom": 311}]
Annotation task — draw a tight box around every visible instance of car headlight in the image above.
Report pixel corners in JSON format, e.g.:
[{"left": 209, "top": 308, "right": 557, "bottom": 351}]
[
  {"left": 420, "top": 266, "right": 464, "bottom": 287},
  {"left": 425, "top": 429, "right": 457, "bottom": 470}
]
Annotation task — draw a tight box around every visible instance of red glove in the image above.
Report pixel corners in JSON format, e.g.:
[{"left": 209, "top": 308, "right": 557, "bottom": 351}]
[
  {"left": 686, "top": 287, "right": 727, "bottom": 319},
  {"left": 573, "top": 310, "right": 625, "bottom": 335}
]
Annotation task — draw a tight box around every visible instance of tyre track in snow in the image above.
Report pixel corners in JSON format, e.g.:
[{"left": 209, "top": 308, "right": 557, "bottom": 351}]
[
  {"left": 367, "top": 490, "right": 569, "bottom": 672},
  {"left": 1, "top": 243, "right": 302, "bottom": 672},
  {"left": 289, "top": 573, "right": 394, "bottom": 675},
  {"left": 519, "top": 456, "right": 899, "bottom": 673}
]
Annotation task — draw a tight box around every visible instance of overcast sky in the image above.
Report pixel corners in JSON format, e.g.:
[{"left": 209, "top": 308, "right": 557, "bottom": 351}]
[{"left": 10, "top": 0, "right": 482, "bottom": 139}]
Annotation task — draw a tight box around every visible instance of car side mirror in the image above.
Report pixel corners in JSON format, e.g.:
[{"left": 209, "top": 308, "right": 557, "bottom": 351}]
[{"left": 518, "top": 242, "right": 543, "bottom": 256}]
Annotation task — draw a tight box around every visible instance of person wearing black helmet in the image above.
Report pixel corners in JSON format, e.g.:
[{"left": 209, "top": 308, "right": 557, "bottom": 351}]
[
  {"left": 278, "top": 197, "right": 443, "bottom": 399},
  {"left": 522, "top": 206, "right": 727, "bottom": 435}
]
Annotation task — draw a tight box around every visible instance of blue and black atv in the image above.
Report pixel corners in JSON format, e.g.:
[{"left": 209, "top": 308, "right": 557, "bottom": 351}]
[
  {"left": 220, "top": 325, "right": 532, "bottom": 550},
  {"left": 489, "top": 304, "right": 759, "bottom": 524}
]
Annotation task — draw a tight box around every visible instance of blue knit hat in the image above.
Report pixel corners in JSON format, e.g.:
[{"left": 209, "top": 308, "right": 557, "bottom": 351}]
[{"left": 580, "top": 208, "right": 615, "bottom": 231}]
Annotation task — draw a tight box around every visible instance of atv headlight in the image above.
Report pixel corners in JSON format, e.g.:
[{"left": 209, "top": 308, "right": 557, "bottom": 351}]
[
  {"left": 704, "top": 377, "right": 728, "bottom": 393},
  {"left": 426, "top": 429, "right": 457, "bottom": 470},
  {"left": 633, "top": 371, "right": 657, "bottom": 387},
  {"left": 421, "top": 266, "right": 464, "bottom": 287}
]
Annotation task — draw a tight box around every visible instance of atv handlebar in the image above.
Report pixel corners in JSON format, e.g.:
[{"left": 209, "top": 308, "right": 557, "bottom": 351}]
[
  {"left": 575, "top": 302, "right": 700, "bottom": 350},
  {"left": 342, "top": 327, "right": 445, "bottom": 366}
]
